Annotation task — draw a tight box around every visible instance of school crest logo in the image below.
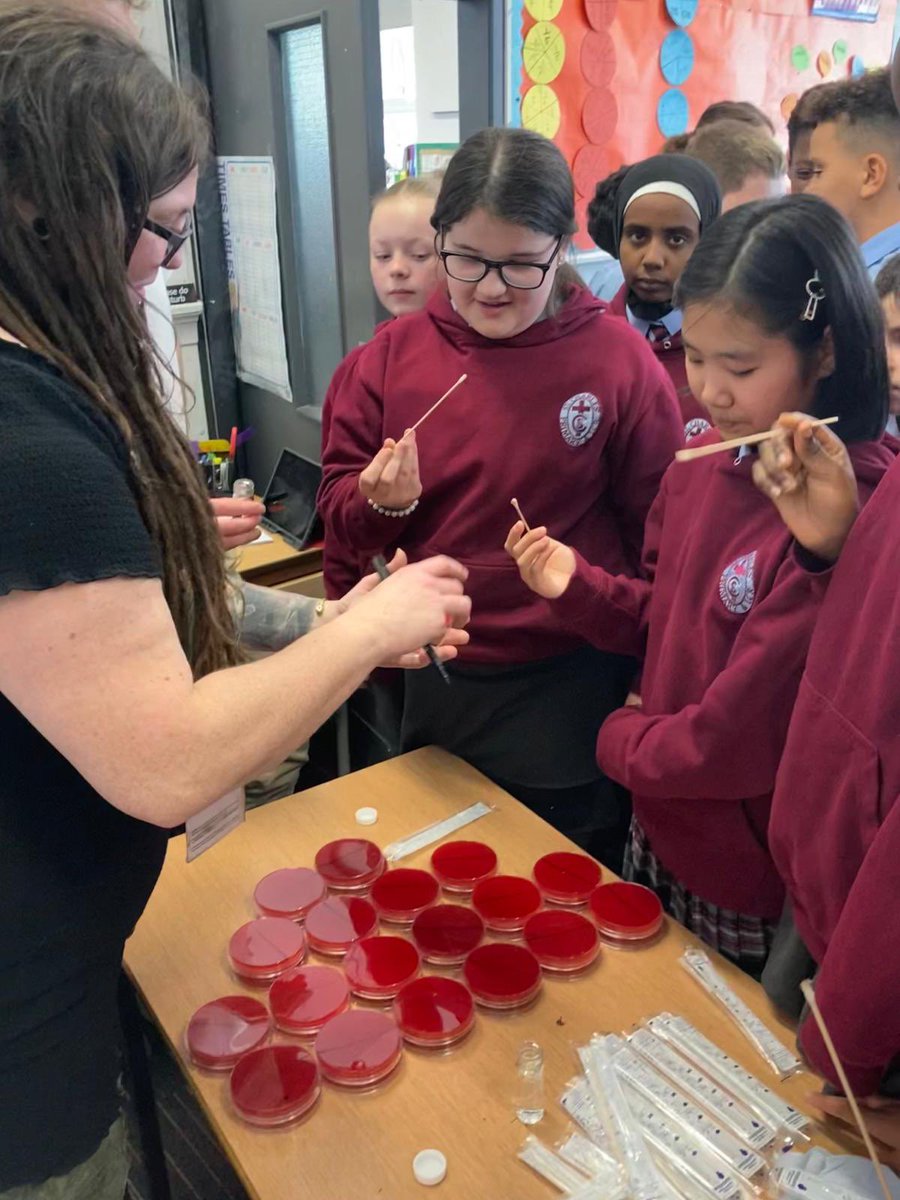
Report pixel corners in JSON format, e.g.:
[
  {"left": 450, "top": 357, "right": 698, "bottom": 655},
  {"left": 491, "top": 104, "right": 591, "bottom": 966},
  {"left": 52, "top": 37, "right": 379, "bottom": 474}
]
[
  {"left": 719, "top": 552, "right": 757, "bottom": 615},
  {"left": 684, "top": 417, "right": 711, "bottom": 442},
  {"left": 560, "top": 393, "right": 601, "bottom": 447}
]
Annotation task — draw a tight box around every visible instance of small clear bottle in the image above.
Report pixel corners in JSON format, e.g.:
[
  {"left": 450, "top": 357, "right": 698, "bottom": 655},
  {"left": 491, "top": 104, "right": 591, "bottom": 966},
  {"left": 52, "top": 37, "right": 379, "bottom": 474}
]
[
  {"left": 232, "top": 478, "right": 255, "bottom": 500},
  {"left": 515, "top": 1040, "right": 545, "bottom": 1125}
]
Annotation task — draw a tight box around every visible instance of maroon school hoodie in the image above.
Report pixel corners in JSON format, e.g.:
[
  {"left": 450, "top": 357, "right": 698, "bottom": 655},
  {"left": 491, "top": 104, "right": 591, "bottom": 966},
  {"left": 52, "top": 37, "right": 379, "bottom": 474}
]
[
  {"left": 608, "top": 284, "right": 710, "bottom": 441},
  {"left": 318, "top": 286, "right": 682, "bottom": 664},
  {"left": 770, "top": 451, "right": 900, "bottom": 1095},
  {"left": 552, "top": 432, "right": 893, "bottom": 918}
]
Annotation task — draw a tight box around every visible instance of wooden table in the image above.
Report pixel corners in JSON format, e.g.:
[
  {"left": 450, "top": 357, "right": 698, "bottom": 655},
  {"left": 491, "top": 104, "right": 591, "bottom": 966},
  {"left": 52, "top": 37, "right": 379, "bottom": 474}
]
[
  {"left": 125, "top": 748, "right": 851, "bottom": 1200},
  {"left": 234, "top": 530, "right": 323, "bottom": 593}
]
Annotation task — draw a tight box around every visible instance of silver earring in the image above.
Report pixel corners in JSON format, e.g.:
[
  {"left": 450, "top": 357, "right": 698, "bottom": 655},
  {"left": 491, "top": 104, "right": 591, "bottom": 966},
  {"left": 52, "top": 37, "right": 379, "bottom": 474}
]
[{"left": 801, "top": 271, "right": 825, "bottom": 322}]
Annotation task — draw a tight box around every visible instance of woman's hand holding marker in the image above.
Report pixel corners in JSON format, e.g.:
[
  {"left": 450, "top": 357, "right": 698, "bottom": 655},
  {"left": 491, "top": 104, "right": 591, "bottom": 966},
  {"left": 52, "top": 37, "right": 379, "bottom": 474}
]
[
  {"left": 358, "top": 428, "right": 422, "bottom": 511},
  {"left": 505, "top": 520, "right": 577, "bottom": 599},
  {"left": 752, "top": 412, "right": 860, "bottom": 563}
]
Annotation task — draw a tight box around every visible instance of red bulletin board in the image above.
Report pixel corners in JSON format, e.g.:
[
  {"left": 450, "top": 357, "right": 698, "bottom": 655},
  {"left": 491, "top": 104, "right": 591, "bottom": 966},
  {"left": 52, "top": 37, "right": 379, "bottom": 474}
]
[{"left": 515, "top": 0, "right": 898, "bottom": 249}]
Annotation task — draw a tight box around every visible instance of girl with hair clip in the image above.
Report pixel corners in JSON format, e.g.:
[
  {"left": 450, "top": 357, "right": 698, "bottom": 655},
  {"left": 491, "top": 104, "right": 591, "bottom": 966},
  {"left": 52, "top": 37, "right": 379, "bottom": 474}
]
[
  {"left": 320, "top": 126, "right": 683, "bottom": 865},
  {"left": 507, "top": 194, "right": 894, "bottom": 977},
  {"left": 601, "top": 154, "right": 722, "bottom": 441},
  {"left": 0, "top": 10, "right": 470, "bottom": 1196}
]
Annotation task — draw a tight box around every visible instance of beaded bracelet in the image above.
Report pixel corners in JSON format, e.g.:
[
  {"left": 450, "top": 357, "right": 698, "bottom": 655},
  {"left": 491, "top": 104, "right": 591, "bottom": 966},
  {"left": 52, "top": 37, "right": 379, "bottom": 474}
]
[{"left": 366, "top": 497, "right": 419, "bottom": 517}]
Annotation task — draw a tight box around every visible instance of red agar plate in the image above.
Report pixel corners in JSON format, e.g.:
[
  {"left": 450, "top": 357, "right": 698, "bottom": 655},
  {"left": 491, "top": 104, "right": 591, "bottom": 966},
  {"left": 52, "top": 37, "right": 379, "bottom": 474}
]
[
  {"left": 228, "top": 917, "right": 306, "bottom": 984},
  {"left": 304, "top": 895, "right": 378, "bottom": 955},
  {"left": 533, "top": 852, "right": 602, "bottom": 905},
  {"left": 344, "top": 935, "right": 421, "bottom": 1000},
  {"left": 186, "top": 996, "right": 271, "bottom": 1070},
  {"left": 430, "top": 841, "right": 498, "bottom": 893},
  {"left": 393, "top": 976, "right": 476, "bottom": 1047},
  {"left": 314, "top": 838, "right": 386, "bottom": 891},
  {"left": 268, "top": 965, "right": 350, "bottom": 1036},
  {"left": 230, "top": 1044, "right": 320, "bottom": 1126},
  {"left": 254, "top": 867, "right": 326, "bottom": 920},
  {"left": 314, "top": 1009, "right": 403, "bottom": 1087},
  {"left": 370, "top": 868, "right": 440, "bottom": 924},
  {"left": 411, "top": 904, "right": 484, "bottom": 965},
  {"left": 471, "top": 875, "right": 542, "bottom": 932},
  {"left": 523, "top": 909, "right": 600, "bottom": 972},
  {"left": 588, "top": 881, "right": 664, "bottom": 942},
  {"left": 463, "top": 943, "right": 543, "bottom": 1010}
]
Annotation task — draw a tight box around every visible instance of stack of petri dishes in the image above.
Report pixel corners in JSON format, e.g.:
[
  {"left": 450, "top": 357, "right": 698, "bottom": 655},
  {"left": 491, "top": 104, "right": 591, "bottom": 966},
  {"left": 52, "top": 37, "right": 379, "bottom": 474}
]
[
  {"left": 314, "top": 838, "right": 386, "bottom": 892},
  {"left": 253, "top": 867, "right": 326, "bottom": 921},
  {"left": 304, "top": 895, "right": 378, "bottom": 956},
  {"left": 228, "top": 917, "right": 307, "bottom": 985},
  {"left": 343, "top": 936, "right": 421, "bottom": 1001},
  {"left": 268, "top": 965, "right": 351, "bottom": 1037},
  {"left": 430, "top": 841, "right": 498, "bottom": 894},
  {"left": 523, "top": 909, "right": 601, "bottom": 973},
  {"left": 392, "top": 977, "right": 476, "bottom": 1048},
  {"left": 463, "top": 942, "right": 543, "bottom": 1010},
  {"left": 472, "top": 875, "right": 542, "bottom": 933},
  {"left": 370, "top": 868, "right": 440, "bottom": 925},
  {"left": 314, "top": 1009, "right": 403, "bottom": 1087},
  {"left": 411, "top": 904, "right": 485, "bottom": 966},
  {"left": 532, "top": 852, "right": 601, "bottom": 907},
  {"left": 229, "top": 1044, "right": 321, "bottom": 1126}
]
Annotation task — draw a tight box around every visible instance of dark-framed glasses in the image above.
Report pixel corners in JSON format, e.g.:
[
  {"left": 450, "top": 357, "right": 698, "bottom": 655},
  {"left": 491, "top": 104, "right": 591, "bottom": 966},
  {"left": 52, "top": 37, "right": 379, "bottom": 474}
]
[
  {"left": 143, "top": 213, "right": 194, "bottom": 268},
  {"left": 438, "top": 234, "right": 563, "bottom": 291}
]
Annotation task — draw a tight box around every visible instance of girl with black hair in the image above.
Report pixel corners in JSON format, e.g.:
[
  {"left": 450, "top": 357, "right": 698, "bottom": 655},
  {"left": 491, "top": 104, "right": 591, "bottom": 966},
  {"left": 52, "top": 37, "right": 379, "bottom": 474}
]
[
  {"left": 507, "top": 194, "right": 894, "bottom": 976},
  {"left": 320, "top": 127, "right": 682, "bottom": 865}
]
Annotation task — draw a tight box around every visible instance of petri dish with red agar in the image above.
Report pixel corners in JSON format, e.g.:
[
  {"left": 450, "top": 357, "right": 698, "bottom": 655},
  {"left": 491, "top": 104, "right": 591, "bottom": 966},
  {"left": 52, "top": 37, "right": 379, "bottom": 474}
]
[
  {"left": 186, "top": 995, "right": 272, "bottom": 1070},
  {"left": 253, "top": 867, "right": 326, "bottom": 921},
  {"left": 523, "top": 909, "right": 601, "bottom": 972},
  {"left": 344, "top": 935, "right": 421, "bottom": 1000},
  {"left": 314, "top": 838, "right": 386, "bottom": 892},
  {"left": 430, "top": 840, "right": 498, "bottom": 894},
  {"left": 411, "top": 904, "right": 484, "bottom": 965},
  {"left": 533, "top": 851, "right": 602, "bottom": 906},
  {"left": 228, "top": 917, "right": 306, "bottom": 984},
  {"left": 268, "top": 965, "right": 351, "bottom": 1037},
  {"left": 229, "top": 1044, "right": 320, "bottom": 1126},
  {"left": 463, "top": 943, "right": 543, "bottom": 1010},
  {"left": 304, "top": 895, "right": 378, "bottom": 956},
  {"left": 471, "top": 874, "right": 542, "bottom": 932},
  {"left": 315, "top": 1009, "right": 403, "bottom": 1087},
  {"left": 588, "top": 881, "right": 664, "bottom": 943},
  {"left": 393, "top": 976, "right": 476, "bottom": 1048},
  {"left": 370, "top": 868, "right": 440, "bottom": 924}
]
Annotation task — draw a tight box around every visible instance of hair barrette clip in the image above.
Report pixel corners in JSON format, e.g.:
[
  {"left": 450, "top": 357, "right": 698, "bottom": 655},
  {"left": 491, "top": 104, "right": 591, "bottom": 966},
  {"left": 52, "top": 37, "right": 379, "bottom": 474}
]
[{"left": 801, "top": 271, "right": 825, "bottom": 322}]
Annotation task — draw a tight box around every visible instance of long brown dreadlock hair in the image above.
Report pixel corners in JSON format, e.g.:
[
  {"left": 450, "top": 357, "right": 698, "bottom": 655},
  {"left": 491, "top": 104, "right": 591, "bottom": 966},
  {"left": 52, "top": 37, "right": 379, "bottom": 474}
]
[{"left": 0, "top": 6, "right": 240, "bottom": 676}]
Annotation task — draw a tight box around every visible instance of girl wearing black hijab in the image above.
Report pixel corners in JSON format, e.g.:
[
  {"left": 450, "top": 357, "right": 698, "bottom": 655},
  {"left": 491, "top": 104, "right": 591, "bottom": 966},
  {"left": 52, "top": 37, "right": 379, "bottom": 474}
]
[{"left": 603, "top": 154, "right": 721, "bottom": 440}]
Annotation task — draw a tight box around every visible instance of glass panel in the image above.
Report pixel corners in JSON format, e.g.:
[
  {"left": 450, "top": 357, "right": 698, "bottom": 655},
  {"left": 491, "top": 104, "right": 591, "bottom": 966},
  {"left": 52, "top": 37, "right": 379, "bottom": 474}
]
[
  {"left": 379, "top": 0, "right": 460, "bottom": 183},
  {"left": 281, "top": 21, "right": 342, "bottom": 405}
]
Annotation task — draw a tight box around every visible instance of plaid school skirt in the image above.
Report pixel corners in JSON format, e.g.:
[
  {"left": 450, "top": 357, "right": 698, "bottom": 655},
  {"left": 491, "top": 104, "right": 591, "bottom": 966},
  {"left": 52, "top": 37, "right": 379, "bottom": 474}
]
[{"left": 623, "top": 818, "right": 777, "bottom": 978}]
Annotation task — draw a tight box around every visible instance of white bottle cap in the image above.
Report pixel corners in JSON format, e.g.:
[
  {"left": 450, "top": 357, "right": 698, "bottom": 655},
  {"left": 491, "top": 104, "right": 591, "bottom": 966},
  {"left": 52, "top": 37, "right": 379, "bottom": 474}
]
[
  {"left": 412, "top": 1149, "right": 447, "bottom": 1187},
  {"left": 355, "top": 806, "right": 378, "bottom": 826}
]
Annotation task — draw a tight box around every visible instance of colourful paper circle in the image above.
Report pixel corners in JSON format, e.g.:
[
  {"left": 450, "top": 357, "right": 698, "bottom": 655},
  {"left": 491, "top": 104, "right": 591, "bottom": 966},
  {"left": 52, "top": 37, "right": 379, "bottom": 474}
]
[
  {"left": 781, "top": 93, "right": 799, "bottom": 122},
  {"left": 833, "top": 39, "right": 848, "bottom": 65},
  {"left": 572, "top": 143, "right": 612, "bottom": 198},
  {"left": 582, "top": 87, "right": 619, "bottom": 145},
  {"left": 817, "top": 50, "right": 833, "bottom": 78},
  {"left": 657, "top": 89, "right": 689, "bottom": 139},
  {"left": 850, "top": 56, "right": 865, "bottom": 77},
  {"left": 665, "top": 0, "right": 698, "bottom": 27},
  {"left": 580, "top": 29, "right": 617, "bottom": 89},
  {"left": 660, "top": 29, "right": 694, "bottom": 86},
  {"left": 791, "top": 45, "right": 811, "bottom": 73},
  {"left": 523, "top": 20, "right": 566, "bottom": 85},
  {"left": 526, "top": 0, "right": 563, "bottom": 17},
  {"left": 521, "top": 83, "right": 561, "bottom": 138},
  {"left": 584, "top": 0, "right": 618, "bottom": 30}
]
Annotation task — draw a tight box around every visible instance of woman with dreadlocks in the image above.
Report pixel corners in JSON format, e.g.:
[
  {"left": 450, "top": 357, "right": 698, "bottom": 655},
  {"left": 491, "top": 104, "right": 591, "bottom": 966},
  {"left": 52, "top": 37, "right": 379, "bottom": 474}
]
[{"left": 0, "top": 9, "right": 470, "bottom": 1196}]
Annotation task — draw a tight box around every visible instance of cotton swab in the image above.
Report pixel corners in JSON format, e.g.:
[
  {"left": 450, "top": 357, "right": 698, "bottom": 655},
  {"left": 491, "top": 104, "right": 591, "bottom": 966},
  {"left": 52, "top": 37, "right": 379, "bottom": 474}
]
[
  {"left": 409, "top": 374, "right": 468, "bottom": 432},
  {"left": 799, "top": 980, "right": 894, "bottom": 1200},
  {"left": 675, "top": 417, "right": 839, "bottom": 463},
  {"left": 511, "top": 497, "right": 531, "bottom": 532}
]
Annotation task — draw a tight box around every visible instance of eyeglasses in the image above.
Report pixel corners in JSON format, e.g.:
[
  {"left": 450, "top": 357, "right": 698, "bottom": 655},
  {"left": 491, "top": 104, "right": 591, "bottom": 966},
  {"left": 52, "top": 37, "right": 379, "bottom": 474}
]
[
  {"left": 143, "top": 213, "right": 194, "bottom": 268},
  {"left": 438, "top": 235, "right": 563, "bottom": 291}
]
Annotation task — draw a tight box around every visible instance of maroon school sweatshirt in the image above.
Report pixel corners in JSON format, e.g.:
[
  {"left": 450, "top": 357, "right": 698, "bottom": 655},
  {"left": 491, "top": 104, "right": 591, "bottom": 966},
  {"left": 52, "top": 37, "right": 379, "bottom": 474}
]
[
  {"left": 608, "top": 284, "right": 710, "bottom": 441},
  {"left": 770, "top": 450, "right": 900, "bottom": 1095},
  {"left": 318, "top": 286, "right": 682, "bottom": 664},
  {"left": 552, "top": 432, "right": 893, "bottom": 918}
]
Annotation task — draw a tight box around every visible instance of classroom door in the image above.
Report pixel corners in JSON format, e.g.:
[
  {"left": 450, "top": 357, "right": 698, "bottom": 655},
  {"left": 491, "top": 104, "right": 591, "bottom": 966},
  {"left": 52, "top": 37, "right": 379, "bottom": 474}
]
[{"left": 187, "top": 0, "right": 386, "bottom": 481}]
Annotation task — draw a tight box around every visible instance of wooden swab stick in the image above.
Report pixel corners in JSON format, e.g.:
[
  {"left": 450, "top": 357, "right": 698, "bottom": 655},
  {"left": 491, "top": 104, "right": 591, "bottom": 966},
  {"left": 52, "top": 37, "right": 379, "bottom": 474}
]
[
  {"left": 409, "top": 373, "right": 468, "bottom": 433},
  {"left": 675, "top": 416, "right": 839, "bottom": 463},
  {"left": 799, "top": 980, "right": 894, "bottom": 1200},
  {"left": 511, "top": 497, "right": 531, "bottom": 532}
]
